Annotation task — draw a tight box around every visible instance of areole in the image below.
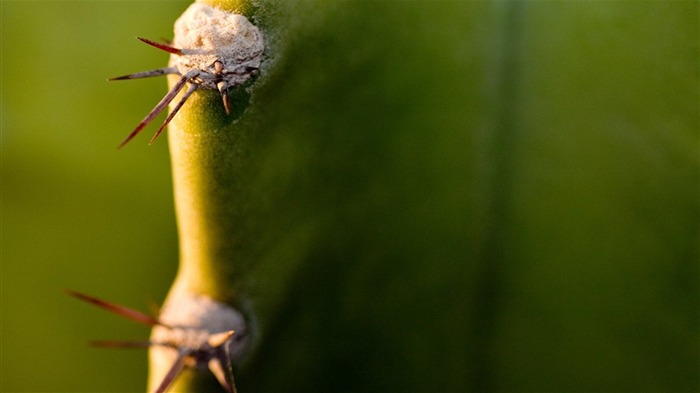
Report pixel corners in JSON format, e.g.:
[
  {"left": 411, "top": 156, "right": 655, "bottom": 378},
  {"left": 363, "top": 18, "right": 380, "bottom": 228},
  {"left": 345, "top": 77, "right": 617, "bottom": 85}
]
[
  {"left": 67, "top": 290, "right": 249, "bottom": 393},
  {"left": 110, "top": 3, "right": 265, "bottom": 147}
]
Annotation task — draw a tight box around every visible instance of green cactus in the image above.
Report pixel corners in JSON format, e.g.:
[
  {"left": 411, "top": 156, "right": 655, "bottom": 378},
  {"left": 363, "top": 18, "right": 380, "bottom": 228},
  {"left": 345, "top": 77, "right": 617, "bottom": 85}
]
[{"left": 151, "top": 0, "right": 698, "bottom": 391}]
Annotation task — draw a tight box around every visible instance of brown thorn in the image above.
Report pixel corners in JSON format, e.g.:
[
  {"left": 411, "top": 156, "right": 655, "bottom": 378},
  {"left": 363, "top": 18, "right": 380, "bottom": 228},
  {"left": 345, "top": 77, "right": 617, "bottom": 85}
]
[
  {"left": 66, "top": 290, "right": 170, "bottom": 328},
  {"left": 149, "top": 83, "right": 198, "bottom": 145},
  {"left": 209, "top": 357, "right": 235, "bottom": 393},
  {"left": 208, "top": 330, "right": 235, "bottom": 348},
  {"left": 89, "top": 340, "right": 178, "bottom": 350},
  {"left": 109, "top": 67, "right": 179, "bottom": 81},
  {"left": 219, "top": 338, "right": 238, "bottom": 393},
  {"left": 117, "top": 69, "right": 198, "bottom": 148},
  {"left": 154, "top": 349, "right": 191, "bottom": 393},
  {"left": 89, "top": 340, "right": 154, "bottom": 349},
  {"left": 137, "top": 37, "right": 183, "bottom": 55},
  {"left": 217, "top": 81, "right": 230, "bottom": 115}
]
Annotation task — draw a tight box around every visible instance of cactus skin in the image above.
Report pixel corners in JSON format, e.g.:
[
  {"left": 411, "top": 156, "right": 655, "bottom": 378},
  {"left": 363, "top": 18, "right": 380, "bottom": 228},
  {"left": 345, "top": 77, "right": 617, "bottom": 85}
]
[{"left": 154, "top": 1, "right": 699, "bottom": 392}]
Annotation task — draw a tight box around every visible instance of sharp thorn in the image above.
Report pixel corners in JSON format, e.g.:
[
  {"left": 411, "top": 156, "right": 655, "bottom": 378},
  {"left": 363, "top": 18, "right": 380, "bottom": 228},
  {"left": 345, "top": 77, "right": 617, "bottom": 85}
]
[
  {"left": 149, "top": 83, "right": 198, "bottom": 145},
  {"left": 137, "top": 36, "right": 183, "bottom": 55},
  {"left": 222, "top": 94, "right": 231, "bottom": 115},
  {"left": 209, "top": 358, "right": 236, "bottom": 393},
  {"left": 154, "top": 350, "right": 190, "bottom": 393},
  {"left": 88, "top": 340, "right": 154, "bottom": 349},
  {"left": 217, "top": 81, "right": 230, "bottom": 115},
  {"left": 66, "top": 290, "right": 170, "bottom": 328},
  {"left": 89, "top": 340, "right": 178, "bottom": 350},
  {"left": 117, "top": 70, "right": 197, "bottom": 148},
  {"left": 208, "top": 330, "right": 235, "bottom": 348},
  {"left": 220, "top": 339, "right": 238, "bottom": 393},
  {"left": 109, "top": 67, "right": 179, "bottom": 81}
]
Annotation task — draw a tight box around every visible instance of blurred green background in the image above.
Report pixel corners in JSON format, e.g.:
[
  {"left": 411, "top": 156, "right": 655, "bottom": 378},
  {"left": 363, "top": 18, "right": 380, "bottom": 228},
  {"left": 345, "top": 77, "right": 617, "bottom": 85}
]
[
  {"left": 3, "top": 1, "right": 189, "bottom": 391},
  {"left": 2, "top": 1, "right": 698, "bottom": 392}
]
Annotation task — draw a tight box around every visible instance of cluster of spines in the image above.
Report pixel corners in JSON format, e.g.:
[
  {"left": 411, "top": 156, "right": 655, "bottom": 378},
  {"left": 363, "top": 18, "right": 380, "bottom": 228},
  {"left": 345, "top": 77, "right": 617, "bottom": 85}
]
[
  {"left": 67, "top": 290, "right": 239, "bottom": 393},
  {"left": 111, "top": 38, "right": 233, "bottom": 148}
]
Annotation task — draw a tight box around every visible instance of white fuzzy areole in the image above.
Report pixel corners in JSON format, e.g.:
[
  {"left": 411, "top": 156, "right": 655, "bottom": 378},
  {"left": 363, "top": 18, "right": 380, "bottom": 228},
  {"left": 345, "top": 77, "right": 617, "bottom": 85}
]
[
  {"left": 169, "top": 3, "right": 264, "bottom": 89},
  {"left": 150, "top": 291, "right": 249, "bottom": 376}
]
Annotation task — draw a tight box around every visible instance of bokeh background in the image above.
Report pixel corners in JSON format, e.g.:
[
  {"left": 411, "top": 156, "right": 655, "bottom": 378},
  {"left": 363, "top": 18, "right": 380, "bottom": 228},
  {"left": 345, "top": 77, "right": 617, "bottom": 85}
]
[
  {"left": 3, "top": 1, "right": 699, "bottom": 392},
  {"left": 3, "top": 1, "right": 189, "bottom": 391}
]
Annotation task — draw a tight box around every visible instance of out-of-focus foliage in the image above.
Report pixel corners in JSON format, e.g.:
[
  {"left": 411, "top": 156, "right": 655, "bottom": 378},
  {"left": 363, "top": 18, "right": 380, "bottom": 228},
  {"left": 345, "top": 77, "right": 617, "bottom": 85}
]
[
  {"left": 2, "top": 1, "right": 697, "bottom": 392},
  {"left": 2, "top": 2, "right": 188, "bottom": 391}
]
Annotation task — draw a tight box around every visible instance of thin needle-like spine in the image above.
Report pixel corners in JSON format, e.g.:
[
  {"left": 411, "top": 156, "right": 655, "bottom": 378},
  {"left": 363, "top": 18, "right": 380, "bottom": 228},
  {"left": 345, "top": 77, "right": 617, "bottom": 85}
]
[
  {"left": 154, "top": 350, "right": 191, "bottom": 393},
  {"left": 137, "top": 37, "right": 183, "bottom": 55},
  {"left": 69, "top": 290, "right": 244, "bottom": 393},
  {"left": 66, "top": 290, "right": 169, "bottom": 328},
  {"left": 149, "top": 83, "right": 199, "bottom": 144},
  {"left": 217, "top": 81, "right": 231, "bottom": 115},
  {"left": 89, "top": 340, "right": 181, "bottom": 350},
  {"left": 118, "top": 69, "right": 199, "bottom": 148},
  {"left": 89, "top": 340, "right": 156, "bottom": 349},
  {"left": 110, "top": 67, "right": 180, "bottom": 81},
  {"left": 220, "top": 340, "right": 237, "bottom": 393},
  {"left": 206, "top": 331, "right": 237, "bottom": 393}
]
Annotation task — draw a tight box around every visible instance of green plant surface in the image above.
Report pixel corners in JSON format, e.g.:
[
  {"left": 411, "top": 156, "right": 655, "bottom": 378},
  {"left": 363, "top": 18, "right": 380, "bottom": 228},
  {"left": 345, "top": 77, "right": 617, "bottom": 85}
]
[
  {"left": 2, "top": 1, "right": 698, "bottom": 392},
  {"left": 164, "top": 1, "right": 698, "bottom": 391}
]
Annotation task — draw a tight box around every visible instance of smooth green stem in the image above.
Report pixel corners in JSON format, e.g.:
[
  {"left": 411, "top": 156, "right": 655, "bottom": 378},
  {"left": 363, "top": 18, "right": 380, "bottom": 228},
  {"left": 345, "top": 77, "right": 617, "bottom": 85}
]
[
  {"left": 147, "top": 85, "right": 249, "bottom": 393},
  {"left": 167, "top": 87, "right": 246, "bottom": 304},
  {"left": 147, "top": 1, "right": 263, "bottom": 391}
]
